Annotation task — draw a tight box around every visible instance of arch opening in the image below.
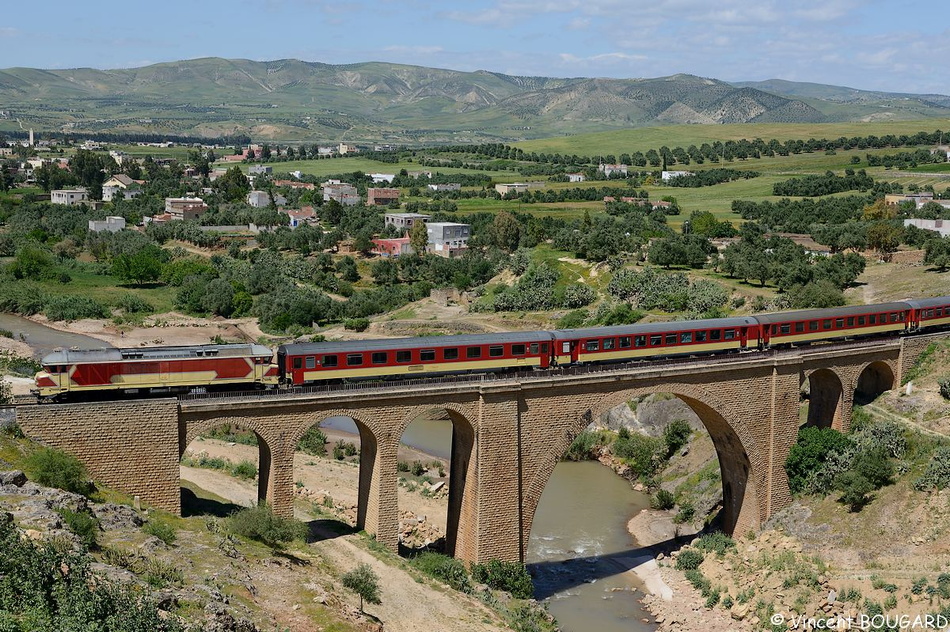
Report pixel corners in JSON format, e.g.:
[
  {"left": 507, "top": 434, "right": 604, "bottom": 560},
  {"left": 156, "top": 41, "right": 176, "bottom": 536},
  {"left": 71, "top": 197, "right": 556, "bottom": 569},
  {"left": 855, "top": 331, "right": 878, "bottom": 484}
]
[
  {"left": 289, "top": 415, "right": 377, "bottom": 539},
  {"left": 855, "top": 361, "right": 895, "bottom": 405},
  {"left": 395, "top": 408, "right": 474, "bottom": 558},
  {"left": 803, "top": 369, "right": 844, "bottom": 430},
  {"left": 179, "top": 423, "right": 269, "bottom": 517}
]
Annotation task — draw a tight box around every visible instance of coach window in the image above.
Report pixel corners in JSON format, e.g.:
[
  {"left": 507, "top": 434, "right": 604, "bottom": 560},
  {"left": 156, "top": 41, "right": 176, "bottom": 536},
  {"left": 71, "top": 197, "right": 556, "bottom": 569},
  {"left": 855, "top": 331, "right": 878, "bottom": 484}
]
[
  {"left": 710, "top": 330, "right": 721, "bottom": 341},
  {"left": 795, "top": 322, "right": 804, "bottom": 333},
  {"left": 561, "top": 342, "right": 571, "bottom": 354},
  {"left": 809, "top": 321, "right": 819, "bottom": 331},
  {"left": 372, "top": 352, "right": 387, "bottom": 364},
  {"left": 665, "top": 334, "right": 677, "bottom": 345},
  {"left": 893, "top": 313, "right": 902, "bottom": 322},
  {"left": 680, "top": 332, "right": 692, "bottom": 344},
  {"left": 347, "top": 354, "right": 363, "bottom": 366},
  {"left": 696, "top": 331, "right": 707, "bottom": 342},
  {"left": 305, "top": 356, "right": 316, "bottom": 369},
  {"left": 724, "top": 330, "right": 736, "bottom": 340},
  {"left": 512, "top": 344, "right": 526, "bottom": 356},
  {"left": 396, "top": 350, "right": 412, "bottom": 363},
  {"left": 321, "top": 355, "right": 337, "bottom": 368},
  {"left": 858, "top": 316, "right": 866, "bottom": 326},
  {"left": 293, "top": 357, "right": 303, "bottom": 369},
  {"left": 467, "top": 347, "right": 482, "bottom": 359},
  {"left": 444, "top": 348, "right": 459, "bottom": 360},
  {"left": 634, "top": 335, "right": 646, "bottom": 347},
  {"left": 529, "top": 343, "right": 539, "bottom": 355},
  {"left": 869, "top": 314, "right": 877, "bottom": 324},
  {"left": 650, "top": 335, "right": 662, "bottom": 346},
  {"left": 621, "top": 337, "right": 632, "bottom": 348},
  {"left": 420, "top": 349, "right": 436, "bottom": 362},
  {"left": 835, "top": 318, "right": 844, "bottom": 328},
  {"left": 603, "top": 338, "right": 615, "bottom": 350},
  {"left": 771, "top": 325, "right": 778, "bottom": 335},
  {"left": 541, "top": 343, "right": 549, "bottom": 353},
  {"left": 780, "top": 324, "right": 791, "bottom": 334},
  {"left": 489, "top": 345, "right": 504, "bottom": 357},
  {"left": 823, "top": 320, "right": 832, "bottom": 330},
  {"left": 847, "top": 317, "right": 855, "bottom": 327},
  {"left": 586, "top": 340, "right": 600, "bottom": 352}
]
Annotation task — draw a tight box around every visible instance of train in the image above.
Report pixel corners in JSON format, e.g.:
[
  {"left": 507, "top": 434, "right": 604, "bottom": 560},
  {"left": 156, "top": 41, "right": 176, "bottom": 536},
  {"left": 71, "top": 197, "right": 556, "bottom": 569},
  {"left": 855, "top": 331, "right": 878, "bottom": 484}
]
[{"left": 31, "top": 296, "right": 950, "bottom": 401}]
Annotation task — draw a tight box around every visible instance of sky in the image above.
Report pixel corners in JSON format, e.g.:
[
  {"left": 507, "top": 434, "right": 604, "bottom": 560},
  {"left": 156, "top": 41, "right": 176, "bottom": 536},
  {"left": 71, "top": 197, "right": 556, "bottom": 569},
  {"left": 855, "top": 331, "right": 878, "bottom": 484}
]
[{"left": 2, "top": 0, "right": 949, "bottom": 94}]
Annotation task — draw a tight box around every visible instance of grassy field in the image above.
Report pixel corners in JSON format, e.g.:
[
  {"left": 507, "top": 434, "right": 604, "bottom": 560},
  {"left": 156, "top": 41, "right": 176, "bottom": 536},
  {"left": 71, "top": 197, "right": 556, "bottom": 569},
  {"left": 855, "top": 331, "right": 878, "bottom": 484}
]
[
  {"left": 515, "top": 119, "right": 950, "bottom": 156},
  {"left": 39, "top": 267, "right": 178, "bottom": 314}
]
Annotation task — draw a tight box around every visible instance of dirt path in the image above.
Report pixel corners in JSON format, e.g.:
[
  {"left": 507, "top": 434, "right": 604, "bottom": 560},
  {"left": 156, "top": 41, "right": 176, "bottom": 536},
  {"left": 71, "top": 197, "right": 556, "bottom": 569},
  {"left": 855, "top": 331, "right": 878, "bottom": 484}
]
[{"left": 179, "top": 446, "right": 507, "bottom": 632}]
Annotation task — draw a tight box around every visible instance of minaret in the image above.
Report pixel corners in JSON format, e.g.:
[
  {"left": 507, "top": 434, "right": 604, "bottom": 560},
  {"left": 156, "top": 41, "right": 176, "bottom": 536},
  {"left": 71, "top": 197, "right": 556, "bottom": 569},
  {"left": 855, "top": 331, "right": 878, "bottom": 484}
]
[{"left": 29, "top": 129, "right": 34, "bottom": 147}]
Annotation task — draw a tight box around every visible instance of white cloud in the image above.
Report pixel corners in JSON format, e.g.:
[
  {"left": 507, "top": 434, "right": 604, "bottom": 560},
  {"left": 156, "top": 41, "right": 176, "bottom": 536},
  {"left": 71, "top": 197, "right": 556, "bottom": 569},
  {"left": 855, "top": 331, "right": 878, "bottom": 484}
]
[{"left": 0, "top": 27, "right": 18, "bottom": 37}]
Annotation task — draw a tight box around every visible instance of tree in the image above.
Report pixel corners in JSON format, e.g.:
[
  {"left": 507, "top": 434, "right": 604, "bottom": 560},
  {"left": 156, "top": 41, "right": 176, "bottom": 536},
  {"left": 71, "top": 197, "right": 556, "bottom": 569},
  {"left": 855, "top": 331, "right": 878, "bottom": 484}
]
[
  {"left": 111, "top": 245, "right": 165, "bottom": 285},
  {"left": 409, "top": 220, "right": 428, "bottom": 255},
  {"left": 866, "top": 221, "right": 901, "bottom": 260},
  {"left": 215, "top": 166, "right": 251, "bottom": 202},
  {"left": 341, "top": 563, "right": 381, "bottom": 613},
  {"left": 492, "top": 211, "right": 522, "bottom": 252},
  {"left": 925, "top": 237, "right": 950, "bottom": 270}
]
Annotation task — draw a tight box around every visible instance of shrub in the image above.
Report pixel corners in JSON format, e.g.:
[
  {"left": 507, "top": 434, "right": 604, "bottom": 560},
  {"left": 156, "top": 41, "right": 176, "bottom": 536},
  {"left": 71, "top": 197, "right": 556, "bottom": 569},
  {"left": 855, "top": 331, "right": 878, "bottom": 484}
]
[
  {"left": 22, "top": 447, "right": 92, "bottom": 496},
  {"left": 227, "top": 503, "right": 307, "bottom": 550},
  {"left": 675, "top": 548, "right": 705, "bottom": 570},
  {"left": 298, "top": 426, "right": 328, "bottom": 456},
  {"left": 785, "top": 427, "right": 854, "bottom": 494},
  {"left": 684, "top": 569, "right": 710, "bottom": 591},
  {"left": 342, "top": 563, "right": 381, "bottom": 613},
  {"left": 344, "top": 318, "right": 370, "bottom": 332},
  {"left": 411, "top": 460, "right": 426, "bottom": 476},
  {"left": 231, "top": 460, "right": 258, "bottom": 480},
  {"left": 613, "top": 432, "right": 663, "bottom": 478},
  {"left": 397, "top": 461, "right": 410, "bottom": 472},
  {"left": 674, "top": 502, "right": 696, "bottom": 524},
  {"left": 470, "top": 560, "right": 534, "bottom": 599},
  {"left": 57, "top": 508, "right": 99, "bottom": 548},
  {"left": 835, "top": 471, "right": 874, "bottom": 511},
  {"left": 695, "top": 532, "right": 736, "bottom": 556},
  {"left": 563, "top": 430, "right": 604, "bottom": 461},
  {"left": 940, "top": 378, "right": 950, "bottom": 400},
  {"left": 116, "top": 293, "right": 154, "bottom": 314},
  {"left": 651, "top": 489, "right": 675, "bottom": 510},
  {"left": 143, "top": 520, "right": 177, "bottom": 545},
  {"left": 43, "top": 295, "right": 109, "bottom": 321},
  {"left": 914, "top": 446, "right": 950, "bottom": 491},
  {"left": 851, "top": 447, "right": 893, "bottom": 489},
  {"left": 663, "top": 419, "right": 692, "bottom": 458},
  {"left": 411, "top": 552, "right": 471, "bottom": 593},
  {"left": 556, "top": 309, "right": 588, "bottom": 329}
]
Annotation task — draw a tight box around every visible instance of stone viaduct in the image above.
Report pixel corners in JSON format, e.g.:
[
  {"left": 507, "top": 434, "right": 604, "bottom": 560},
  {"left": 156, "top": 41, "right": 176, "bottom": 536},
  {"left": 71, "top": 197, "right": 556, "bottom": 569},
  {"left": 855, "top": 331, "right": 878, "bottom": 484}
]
[{"left": 12, "top": 334, "right": 938, "bottom": 564}]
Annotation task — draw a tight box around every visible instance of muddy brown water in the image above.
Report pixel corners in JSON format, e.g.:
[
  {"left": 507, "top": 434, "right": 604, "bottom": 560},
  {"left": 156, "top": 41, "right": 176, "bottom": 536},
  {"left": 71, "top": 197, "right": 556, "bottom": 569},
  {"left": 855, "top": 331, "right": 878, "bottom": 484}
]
[{"left": 0, "top": 314, "right": 112, "bottom": 359}]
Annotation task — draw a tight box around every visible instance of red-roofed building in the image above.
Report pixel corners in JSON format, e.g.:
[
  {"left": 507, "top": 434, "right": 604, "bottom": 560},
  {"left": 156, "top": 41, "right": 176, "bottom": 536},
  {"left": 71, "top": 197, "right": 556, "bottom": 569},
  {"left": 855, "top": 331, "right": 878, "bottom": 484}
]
[
  {"left": 274, "top": 180, "right": 316, "bottom": 190},
  {"left": 367, "top": 187, "right": 400, "bottom": 206}
]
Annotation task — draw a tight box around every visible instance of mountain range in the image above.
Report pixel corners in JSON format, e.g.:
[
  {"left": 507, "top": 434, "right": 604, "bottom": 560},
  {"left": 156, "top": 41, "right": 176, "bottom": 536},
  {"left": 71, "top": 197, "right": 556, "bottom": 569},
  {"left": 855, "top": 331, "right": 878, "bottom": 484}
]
[{"left": 1, "top": 58, "right": 948, "bottom": 143}]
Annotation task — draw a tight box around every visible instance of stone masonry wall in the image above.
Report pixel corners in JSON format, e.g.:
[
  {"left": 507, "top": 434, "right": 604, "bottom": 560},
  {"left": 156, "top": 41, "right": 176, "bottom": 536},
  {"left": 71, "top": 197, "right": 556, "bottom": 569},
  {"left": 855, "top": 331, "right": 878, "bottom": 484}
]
[{"left": 16, "top": 399, "right": 181, "bottom": 514}]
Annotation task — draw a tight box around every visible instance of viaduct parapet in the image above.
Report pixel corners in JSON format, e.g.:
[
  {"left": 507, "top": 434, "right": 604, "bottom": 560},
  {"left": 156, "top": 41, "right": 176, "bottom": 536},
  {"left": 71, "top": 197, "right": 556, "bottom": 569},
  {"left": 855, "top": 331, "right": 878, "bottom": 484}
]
[{"left": 13, "top": 334, "right": 941, "bottom": 563}]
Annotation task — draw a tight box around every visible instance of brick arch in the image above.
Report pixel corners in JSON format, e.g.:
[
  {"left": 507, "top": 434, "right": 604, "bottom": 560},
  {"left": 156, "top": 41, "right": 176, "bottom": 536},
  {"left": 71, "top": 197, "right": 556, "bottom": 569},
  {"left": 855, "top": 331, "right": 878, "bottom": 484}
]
[
  {"left": 854, "top": 359, "right": 897, "bottom": 405},
  {"left": 286, "top": 409, "right": 380, "bottom": 531},
  {"left": 521, "top": 383, "right": 760, "bottom": 555},
  {"left": 395, "top": 404, "right": 478, "bottom": 559},
  {"left": 803, "top": 368, "right": 845, "bottom": 430},
  {"left": 181, "top": 416, "right": 279, "bottom": 506}
]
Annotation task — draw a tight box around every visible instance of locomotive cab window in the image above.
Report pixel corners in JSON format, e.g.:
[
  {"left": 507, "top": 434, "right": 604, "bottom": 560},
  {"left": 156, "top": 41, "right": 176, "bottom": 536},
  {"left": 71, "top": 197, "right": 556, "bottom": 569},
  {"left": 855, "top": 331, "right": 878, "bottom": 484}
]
[
  {"left": 603, "top": 338, "right": 615, "bottom": 350},
  {"left": 585, "top": 340, "right": 599, "bottom": 352},
  {"left": 512, "top": 344, "right": 526, "bottom": 356},
  {"left": 293, "top": 357, "right": 303, "bottom": 370},
  {"left": 347, "top": 354, "right": 363, "bottom": 366},
  {"left": 620, "top": 337, "right": 632, "bottom": 348},
  {"left": 467, "top": 347, "right": 482, "bottom": 359},
  {"left": 321, "top": 355, "right": 337, "bottom": 368},
  {"left": 396, "top": 350, "right": 412, "bottom": 363},
  {"left": 372, "top": 352, "right": 387, "bottom": 364},
  {"left": 420, "top": 350, "right": 436, "bottom": 362},
  {"left": 489, "top": 345, "right": 504, "bottom": 357},
  {"left": 443, "top": 348, "right": 459, "bottom": 360},
  {"left": 305, "top": 356, "right": 316, "bottom": 369}
]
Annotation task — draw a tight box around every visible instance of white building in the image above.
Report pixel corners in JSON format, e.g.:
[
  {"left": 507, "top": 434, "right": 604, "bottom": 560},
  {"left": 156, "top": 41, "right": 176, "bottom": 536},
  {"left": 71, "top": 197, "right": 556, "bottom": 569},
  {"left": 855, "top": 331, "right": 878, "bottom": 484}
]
[
  {"left": 88, "top": 216, "right": 126, "bottom": 233},
  {"left": 427, "top": 183, "right": 461, "bottom": 192},
  {"left": 385, "top": 212, "right": 430, "bottom": 231},
  {"left": 370, "top": 173, "right": 396, "bottom": 184},
  {"left": 661, "top": 170, "right": 695, "bottom": 181},
  {"left": 598, "top": 163, "right": 628, "bottom": 177},
  {"left": 246, "top": 190, "right": 286, "bottom": 208},
  {"left": 102, "top": 174, "right": 143, "bottom": 202},
  {"left": 51, "top": 189, "right": 89, "bottom": 206},
  {"left": 904, "top": 218, "right": 950, "bottom": 237},
  {"left": 566, "top": 173, "right": 586, "bottom": 183},
  {"left": 495, "top": 183, "right": 528, "bottom": 196}
]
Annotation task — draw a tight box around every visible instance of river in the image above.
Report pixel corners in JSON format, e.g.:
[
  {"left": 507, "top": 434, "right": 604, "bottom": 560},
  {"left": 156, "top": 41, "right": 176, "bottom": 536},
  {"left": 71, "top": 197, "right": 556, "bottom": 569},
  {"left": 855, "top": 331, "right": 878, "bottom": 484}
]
[
  {"left": 0, "top": 313, "right": 112, "bottom": 359},
  {"left": 324, "top": 415, "right": 657, "bottom": 632}
]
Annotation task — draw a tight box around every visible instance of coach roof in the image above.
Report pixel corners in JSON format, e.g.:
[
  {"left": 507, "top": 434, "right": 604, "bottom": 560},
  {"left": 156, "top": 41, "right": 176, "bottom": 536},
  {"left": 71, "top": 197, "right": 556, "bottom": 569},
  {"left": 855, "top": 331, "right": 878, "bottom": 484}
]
[
  {"left": 279, "top": 331, "right": 554, "bottom": 355},
  {"left": 753, "top": 302, "right": 910, "bottom": 325},
  {"left": 552, "top": 317, "right": 757, "bottom": 340}
]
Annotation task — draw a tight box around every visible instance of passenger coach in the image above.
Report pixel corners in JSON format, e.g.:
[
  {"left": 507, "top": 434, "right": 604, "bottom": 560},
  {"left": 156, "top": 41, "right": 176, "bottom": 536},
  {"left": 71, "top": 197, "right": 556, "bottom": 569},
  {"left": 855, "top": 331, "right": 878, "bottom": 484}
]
[
  {"left": 278, "top": 331, "right": 554, "bottom": 385},
  {"left": 755, "top": 303, "right": 908, "bottom": 347}
]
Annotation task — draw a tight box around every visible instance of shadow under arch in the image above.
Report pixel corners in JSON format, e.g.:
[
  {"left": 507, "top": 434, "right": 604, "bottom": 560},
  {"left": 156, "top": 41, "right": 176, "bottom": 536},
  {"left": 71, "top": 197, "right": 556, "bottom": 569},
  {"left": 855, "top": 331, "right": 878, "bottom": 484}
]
[
  {"left": 522, "top": 386, "right": 759, "bottom": 557},
  {"left": 803, "top": 368, "right": 844, "bottom": 429},
  {"left": 287, "top": 413, "right": 378, "bottom": 532},
  {"left": 180, "top": 419, "right": 275, "bottom": 508},
  {"left": 396, "top": 406, "right": 477, "bottom": 559},
  {"left": 855, "top": 360, "right": 896, "bottom": 405}
]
